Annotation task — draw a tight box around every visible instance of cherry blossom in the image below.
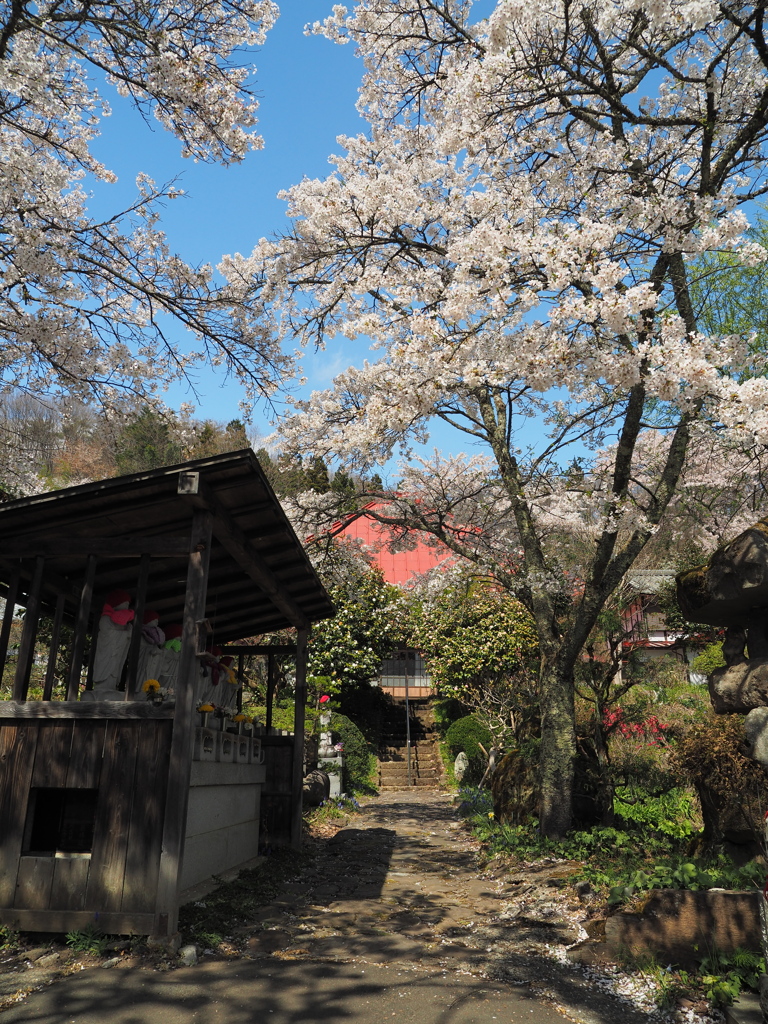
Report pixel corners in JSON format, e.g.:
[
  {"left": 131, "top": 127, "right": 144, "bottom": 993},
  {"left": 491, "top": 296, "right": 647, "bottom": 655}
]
[
  {"left": 233, "top": 1, "right": 768, "bottom": 836},
  {"left": 0, "top": 1, "right": 284, "bottom": 412}
]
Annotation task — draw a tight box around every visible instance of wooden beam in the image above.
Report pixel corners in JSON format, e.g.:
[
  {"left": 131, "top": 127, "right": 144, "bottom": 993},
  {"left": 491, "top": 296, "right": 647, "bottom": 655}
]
[
  {"left": 125, "top": 554, "right": 150, "bottom": 699},
  {"left": 1, "top": 536, "right": 191, "bottom": 559},
  {"left": 66, "top": 555, "right": 97, "bottom": 700},
  {"left": 0, "top": 701, "right": 173, "bottom": 719},
  {"left": 0, "top": 909, "right": 157, "bottom": 936},
  {"left": 181, "top": 476, "right": 309, "bottom": 630},
  {"left": 42, "top": 592, "right": 66, "bottom": 700},
  {"left": 220, "top": 644, "right": 297, "bottom": 655},
  {"left": 291, "top": 627, "right": 309, "bottom": 849},
  {"left": 0, "top": 568, "right": 20, "bottom": 671},
  {"left": 155, "top": 509, "right": 212, "bottom": 937},
  {"left": 13, "top": 556, "right": 45, "bottom": 701},
  {"left": 266, "top": 651, "right": 276, "bottom": 731}
]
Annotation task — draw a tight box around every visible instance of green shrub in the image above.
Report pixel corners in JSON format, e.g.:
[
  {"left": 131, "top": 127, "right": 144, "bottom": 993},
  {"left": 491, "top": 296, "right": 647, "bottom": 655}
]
[
  {"left": 614, "top": 787, "right": 701, "bottom": 840},
  {"left": 65, "top": 924, "right": 110, "bottom": 955},
  {"left": 690, "top": 643, "right": 725, "bottom": 676},
  {"left": 699, "top": 948, "right": 765, "bottom": 1006},
  {"left": 331, "top": 712, "right": 376, "bottom": 794},
  {"left": 445, "top": 715, "right": 493, "bottom": 782},
  {"left": 432, "top": 697, "right": 467, "bottom": 736},
  {"left": 674, "top": 711, "right": 768, "bottom": 845}
]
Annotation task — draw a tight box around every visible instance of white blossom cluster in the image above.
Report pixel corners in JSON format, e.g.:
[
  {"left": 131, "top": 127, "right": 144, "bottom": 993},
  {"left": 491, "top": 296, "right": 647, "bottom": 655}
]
[
  {"left": 229, "top": 0, "right": 768, "bottom": 634},
  {"left": 0, "top": 1, "right": 284, "bottom": 412}
]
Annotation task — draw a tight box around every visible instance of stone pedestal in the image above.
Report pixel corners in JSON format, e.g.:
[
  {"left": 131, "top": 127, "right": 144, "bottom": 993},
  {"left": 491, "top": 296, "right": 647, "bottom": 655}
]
[{"left": 322, "top": 754, "right": 343, "bottom": 797}]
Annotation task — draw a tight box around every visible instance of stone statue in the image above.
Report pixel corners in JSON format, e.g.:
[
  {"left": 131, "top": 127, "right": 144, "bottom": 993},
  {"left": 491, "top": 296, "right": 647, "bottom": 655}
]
[
  {"left": 88, "top": 589, "right": 134, "bottom": 699},
  {"left": 677, "top": 516, "right": 768, "bottom": 713}
]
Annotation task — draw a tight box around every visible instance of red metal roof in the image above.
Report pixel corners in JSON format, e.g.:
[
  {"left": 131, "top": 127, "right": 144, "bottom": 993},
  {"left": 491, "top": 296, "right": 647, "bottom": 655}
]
[{"left": 332, "top": 510, "right": 456, "bottom": 585}]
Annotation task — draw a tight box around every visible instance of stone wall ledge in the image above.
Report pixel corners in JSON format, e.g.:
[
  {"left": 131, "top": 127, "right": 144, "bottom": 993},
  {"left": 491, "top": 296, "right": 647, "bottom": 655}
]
[{"left": 596, "top": 889, "right": 762, "bottom": 967}]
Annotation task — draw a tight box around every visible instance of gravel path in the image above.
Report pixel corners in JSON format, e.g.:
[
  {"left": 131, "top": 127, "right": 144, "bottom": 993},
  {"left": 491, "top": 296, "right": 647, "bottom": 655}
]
[{"left": 0, "top": 789, "right": 715, "bottom": 1024}]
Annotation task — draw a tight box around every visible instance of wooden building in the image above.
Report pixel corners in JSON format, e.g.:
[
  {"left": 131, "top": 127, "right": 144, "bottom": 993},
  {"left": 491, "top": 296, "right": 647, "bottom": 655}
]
[{"left": 0, "top": 450, "right": 334, "bottom": 937}]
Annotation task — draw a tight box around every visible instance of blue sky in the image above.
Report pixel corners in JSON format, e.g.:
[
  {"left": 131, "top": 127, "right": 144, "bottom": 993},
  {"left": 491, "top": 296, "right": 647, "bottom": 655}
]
[
  {"left": 86, "top": 1, "right": 527, "bottom": 474},
  {"left": 88, "top": 3, "right": 369, "bottom": 442}
]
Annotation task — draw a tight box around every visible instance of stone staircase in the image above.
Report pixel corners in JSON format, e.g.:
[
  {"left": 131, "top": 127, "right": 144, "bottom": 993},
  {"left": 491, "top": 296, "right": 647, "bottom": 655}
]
[{"left": 377, "top": 699, "right": 443, "bottom": 790}]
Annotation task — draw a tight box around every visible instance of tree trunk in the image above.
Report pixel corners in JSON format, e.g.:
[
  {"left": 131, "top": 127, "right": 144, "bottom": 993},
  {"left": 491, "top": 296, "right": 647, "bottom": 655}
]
[{"left": 537, "top": 657, "right": 576, "bottom": 838}]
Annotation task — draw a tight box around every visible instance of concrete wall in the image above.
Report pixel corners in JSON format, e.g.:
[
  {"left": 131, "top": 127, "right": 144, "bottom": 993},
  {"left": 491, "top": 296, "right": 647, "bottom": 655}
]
[{"left": 181, "top": 761, "right": 266, "bottom": 891}]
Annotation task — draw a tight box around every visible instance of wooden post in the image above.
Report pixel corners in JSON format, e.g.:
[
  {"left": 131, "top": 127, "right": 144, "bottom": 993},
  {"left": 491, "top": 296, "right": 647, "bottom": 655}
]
[
  {"left": 125, "top": 554, "right": 150, "bottom": 700},
  {"left": 42, "top": 592, "right": 66, "bottom": 700},
  {"left": 154, "top": 509, "right": 212, "bottom": 937},
  {"left": 291, "top": 628, "right": 309, "bottom": 849},
  {"left": 13, "top": 556, "right": 45, "bottom": 702},
  {"left": 67, "top": 555, "right": 97, "bottom": 701},
  {"left": 0, "top": 567, "right": 20, "bottom": 674},
  {"left": 266, "top": 651, "right": 275, "bottom": 730},
  {"left": 237, "top": 653, "right": 244, "bottom": 713}
]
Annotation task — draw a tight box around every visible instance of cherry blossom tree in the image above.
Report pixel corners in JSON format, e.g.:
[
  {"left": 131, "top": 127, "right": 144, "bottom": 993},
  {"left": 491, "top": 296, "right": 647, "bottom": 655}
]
[
  {"left": 235, "top": 1, "right": 768, "bottom": 835},
  {"left": 0, "top": 0, "right": 286, "bottom": 412}
]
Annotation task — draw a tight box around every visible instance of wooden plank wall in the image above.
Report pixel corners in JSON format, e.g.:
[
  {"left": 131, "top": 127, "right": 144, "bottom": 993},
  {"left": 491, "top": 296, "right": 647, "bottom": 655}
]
[
  {"left": 259, "top": 735, "right": 294, "bottom": 847},
  {"left": 0, "top": 718, "right": 172, "bottom": 932}
]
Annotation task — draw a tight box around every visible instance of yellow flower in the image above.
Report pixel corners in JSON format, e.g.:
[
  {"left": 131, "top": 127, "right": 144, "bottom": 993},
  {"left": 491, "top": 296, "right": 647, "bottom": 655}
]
[
  {"left": 142, "top": 679, "right": 161, "bottom": 693},
  {"left": 233, "top": 713, "right": 247, "bottom": 722},
  {"left": 487, "top": 811, "right": 495, "bottom": 820},
  {"left": 197, "top": 703, "right": 214, "bottom": 713}
]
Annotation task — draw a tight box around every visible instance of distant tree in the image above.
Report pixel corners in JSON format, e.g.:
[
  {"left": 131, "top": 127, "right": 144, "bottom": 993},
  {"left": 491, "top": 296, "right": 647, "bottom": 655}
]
[
  {"left": 409, "top": 571, "right": 539, "bottom": 748},
  {"left": 114, "top": 407, "right": 183, "bottom": 474},
  {"left": 309, "top": 563, "right": 404, "bottom": 698}
]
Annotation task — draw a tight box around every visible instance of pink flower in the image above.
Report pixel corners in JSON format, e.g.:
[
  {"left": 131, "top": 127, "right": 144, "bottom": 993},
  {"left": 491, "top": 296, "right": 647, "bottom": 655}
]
[{"left": 319, "top": 695, "right": 330, "bottom": 703}]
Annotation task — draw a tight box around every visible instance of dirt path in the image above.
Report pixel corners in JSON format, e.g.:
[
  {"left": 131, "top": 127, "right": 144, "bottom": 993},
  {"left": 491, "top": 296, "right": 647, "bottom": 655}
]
[
  {"left": 0, "top": 790, "right": 690, "bottom": 1024},
  {"left": 228, "top": 790, "right": 662, "bottom": 1024}
]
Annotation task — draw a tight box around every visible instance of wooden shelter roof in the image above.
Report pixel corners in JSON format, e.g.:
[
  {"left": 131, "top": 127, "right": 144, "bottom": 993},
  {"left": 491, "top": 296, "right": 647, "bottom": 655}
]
[{"left": 0, "top": 449, "right": 334, "bottom": 642}]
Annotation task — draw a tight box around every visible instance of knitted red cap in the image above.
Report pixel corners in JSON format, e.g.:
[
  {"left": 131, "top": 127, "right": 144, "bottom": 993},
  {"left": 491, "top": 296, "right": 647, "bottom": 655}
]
[
  {"left": 164, "top": 624, "right": 183, "bottom": 640},
  {"left": 143, "top": 610, "right": 160, "bottom": 624},
  {"left": 106, "top": 589, "right": 131, "bottom": 607}
]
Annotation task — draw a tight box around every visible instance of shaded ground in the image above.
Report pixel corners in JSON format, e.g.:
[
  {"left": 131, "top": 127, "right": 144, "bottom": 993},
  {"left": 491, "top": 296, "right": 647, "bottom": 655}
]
[{"left": 0, "top": 790, "right": 689, "bottom": 1024}]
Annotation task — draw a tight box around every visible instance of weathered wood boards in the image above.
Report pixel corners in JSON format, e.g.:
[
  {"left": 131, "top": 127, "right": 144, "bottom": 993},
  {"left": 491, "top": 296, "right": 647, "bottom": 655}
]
[{"left": 0, "top": 718, "right": 172, "bottom": 933}]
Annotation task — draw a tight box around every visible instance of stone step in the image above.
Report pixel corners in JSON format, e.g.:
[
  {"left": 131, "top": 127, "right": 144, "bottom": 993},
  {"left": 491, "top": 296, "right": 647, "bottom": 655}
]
[{"left": 378, "top": 757, "right": 440, "bottom": 768}]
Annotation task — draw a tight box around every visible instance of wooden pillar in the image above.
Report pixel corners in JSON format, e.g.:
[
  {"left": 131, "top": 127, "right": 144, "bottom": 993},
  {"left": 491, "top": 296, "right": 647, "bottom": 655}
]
[
  {"left": 236, "top": 653, "right": 244, "bottom": 713},
  {"left": 154, "top": 509, "right": 212, "bottom": 937},
  {"left": 291, "top": 628, "right": 309, "bottom": 849},
  {"left": 0, "top": 567, "right": 20, "bottom": 674},
  {"left": 13, "top": 556, "right": 45, "bottom": 702},
  {"left": 67, "top": 555, "right": 97, "bottom": 700},
  {"left": 42, "top": 592, "right": 66, "bottom": 700},
  {"left": 125, "top": 554, "right": 150, "bottom": 700},
  {"left": 266, "top": 652, "right": 275, "bottom": 730}
]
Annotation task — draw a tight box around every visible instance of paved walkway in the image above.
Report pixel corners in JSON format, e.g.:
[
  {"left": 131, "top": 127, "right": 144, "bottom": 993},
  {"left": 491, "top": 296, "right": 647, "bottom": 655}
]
[{"left": 0, "top": 791, "right": 659, "bottom": 1024}]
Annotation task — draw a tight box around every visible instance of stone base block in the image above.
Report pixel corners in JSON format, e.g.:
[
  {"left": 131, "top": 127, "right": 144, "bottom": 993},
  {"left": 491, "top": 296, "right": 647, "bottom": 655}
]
[
  {"left": 604, "top": 889, "right": 761, "bottom": 967},
  {"left": 711, "top": 662, "right": 768, "bottom": 713}
]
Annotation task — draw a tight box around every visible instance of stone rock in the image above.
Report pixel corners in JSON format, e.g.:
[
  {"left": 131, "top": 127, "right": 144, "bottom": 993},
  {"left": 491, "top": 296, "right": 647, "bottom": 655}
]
[
  {"left": 178, "top": 944, "right": 198, "bottom": 966},
  {"left": 604, "top": 889, "right": 761, "bottom": 967},
  {"left": 676, "top": 519, "right": 768, "bottom": 625},
  {"left": 759, "top": 973, "right": 768, "bottom": 1023},
  {"left": 246, "top": 929, "right": 292, "bottom": 954},
  {"left": 454, "top": 751, "right": 469, "bottom": 781},
  {"left": 303, "top": 769, "right": 330, "bottom": 807},
  {"left": 147, "top": 931, "right": 181, "bottom": 955},
  {"left": 710, "top": 661, "right": 768, "bottom": 713},
  {"left": 24, "top": 947, "right": 50, "bottom": 963},
  {"left": 36, "top": 953, "right": 60, "bottom": 968},
  {"left": 491, "top": 748, "right": 539, "bottom": 825},
  {"left": 100, "top": 957, "right": 121, "bottom": 969},
  {"left": 744, "top": 707, "right": 768, "bottom": 766}
]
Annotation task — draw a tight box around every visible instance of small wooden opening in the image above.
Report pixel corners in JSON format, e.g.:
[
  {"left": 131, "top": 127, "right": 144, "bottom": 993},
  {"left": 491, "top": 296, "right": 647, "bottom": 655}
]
[{"left": 24, "top": 788, "right": 99, "bottom": 856}]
